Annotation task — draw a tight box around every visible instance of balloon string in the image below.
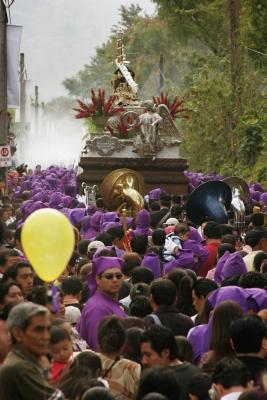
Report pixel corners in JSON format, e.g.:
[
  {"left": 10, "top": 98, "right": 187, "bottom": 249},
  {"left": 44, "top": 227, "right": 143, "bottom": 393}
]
[{"left": 51, "top": 285, "right": 60, "bottom": 313}]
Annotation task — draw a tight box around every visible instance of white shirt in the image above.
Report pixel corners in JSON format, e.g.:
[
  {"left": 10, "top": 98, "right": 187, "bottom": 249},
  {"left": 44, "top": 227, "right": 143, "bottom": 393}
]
[
  {"left": 221, "top": 392, "right": 243, "bottom": 400},
  {"left": 243, "top": 250, "right": 262, "bottom": 271}
]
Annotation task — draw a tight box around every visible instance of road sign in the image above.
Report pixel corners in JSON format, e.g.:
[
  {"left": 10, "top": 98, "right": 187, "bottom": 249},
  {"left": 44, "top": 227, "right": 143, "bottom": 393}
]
[{"left": 0, "top": 145, "right": 12, "bottom": 167}]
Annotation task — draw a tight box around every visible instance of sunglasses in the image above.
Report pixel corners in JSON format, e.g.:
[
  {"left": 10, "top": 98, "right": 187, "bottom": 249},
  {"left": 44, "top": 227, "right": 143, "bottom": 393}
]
[{"left": 101, "top": 273, "right": 123, "bottom": 280}]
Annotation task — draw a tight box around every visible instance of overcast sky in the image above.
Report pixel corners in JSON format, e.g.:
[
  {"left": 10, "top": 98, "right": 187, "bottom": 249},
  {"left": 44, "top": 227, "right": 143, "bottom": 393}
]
[{"left": 11, "top": 0, "right": 155, "bottom": 102}]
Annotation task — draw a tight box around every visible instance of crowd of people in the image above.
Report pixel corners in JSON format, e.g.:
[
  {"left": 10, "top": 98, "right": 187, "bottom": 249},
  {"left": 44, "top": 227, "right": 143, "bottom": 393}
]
[{"left": 0, "top": 165, "right": 267, "bottom": 400}]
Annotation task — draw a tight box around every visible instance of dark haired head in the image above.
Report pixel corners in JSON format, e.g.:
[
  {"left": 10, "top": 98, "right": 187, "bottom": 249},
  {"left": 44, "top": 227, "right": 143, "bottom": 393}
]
[
  {"left": 160, "top": 194, "right": 171, "bottom": 208},
  {"left": 122, "top": 327, "right": 143, "bottom": 363},
  {"left": 239, "top": 272, "right": 267, "bottom": 289},
  {"left": 167, "top": 269, "right": 195, "bottom": 316},
  {"left": 230, "top": 315, "right": 267, "bottom": 354},
  {"left": 98, "top": 316, "right": 126, "bottom": 354},
  {"left": 174, "top": 223, "right": 190, "bottom": 237},
  {"left": 129, "top": 296, "right": 152, "bottom": 318},
  {"left": 82, "top": 387, "right": 115, "bottom": 400},
  {"left": 209, "top": 300, "right": 243, "bottom": 362},
  {"left": 61, "top": 276, "right": 83, "bottom": 296},
  {"left": 212, "top": 357, "right": 251, "bottom": 388},
  {"left": 2, "top": 262, "right": 32, "bottom": 281},
  {"left": 193, "top": 278, "right": 218, "bottom": 299},
  {"left": 142, "top": 394, "right": 168, "bottom": 400},
  {"left": 0, "top": 282, "right": 22, "bottom": 305},
  {"left": 120, "top": 316, "right": 145, "bottom": 330},
  {"left": 253, "top": 251, "right": 267, "bottom": 272},
  {"left": 150, "top": 279, "right": 177, "bottom": 306},
  {"left": 150, "top": 201, "right": 160, "bottom": 211},
  {"left": 49, "top": 326, "right": 71, "bottom": 345},
  {"left": 130, "top": 283, "right": 150, "bottom": 301},
  {"left": 175, "top": 336, "right": 194, "bottom": 363},
  {"left": 245, "top": 229, "right": 267, "bottom": 249},
  {"left": 95, "top": 233, "right": 113, "bottom": 246},
  {"left": 135, "top": 367, "right": 180, "bottom": 400},
  {"left": 203, "top": 222, "right": 222, "bottom": 240},
  {"left": 188, "top": 372, "right": 212, "bottom": 400},
  {"left": 218, "top": 243, "right": 235, "bottom": 258},
  {"left": 132, "top": 267, "right": 154, "bottom": 285},
  {"left": 122, "top": 252, "right": 141, "bottom": 277},
  {"left": 140, "top": 325, "right": 177, "bottom": 361},
  {"left": 58, "top": 351, "right": 103, "bottom": 400},
  {"left": 106, "top": 226, "right": 124, "bottom": 243},
  {"left": 220, "top": 225, "right": 234, "bottom": 236},
  {"left": 77, "top": 240, "right": 90, "bottom": 256},
  {"left": 221, "top": 276, "right": 241, "bottom": 287},
  {"left": 31, "top": 285, "right": 49, "bottom": 306},
  {"left": 250, "top": 213, "right": 264, "bottom": 227},
  {"left": 152, "top": 229, "right": 166, "bottom": 246},
  {"left": 221, "top": 234, "right": 237, "bottom": 246},
  {"left": 170, "top": 205, "right": 183, "bottom": 219},
  {"left": 131, "top": 235, "right": 148, "bottom": 256}
]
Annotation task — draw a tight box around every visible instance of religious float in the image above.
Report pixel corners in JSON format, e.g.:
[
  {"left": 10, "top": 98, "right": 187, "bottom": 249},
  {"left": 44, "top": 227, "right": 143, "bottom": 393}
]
[{"left": 76, "top": 30, "right": 189, "bottom": 196}]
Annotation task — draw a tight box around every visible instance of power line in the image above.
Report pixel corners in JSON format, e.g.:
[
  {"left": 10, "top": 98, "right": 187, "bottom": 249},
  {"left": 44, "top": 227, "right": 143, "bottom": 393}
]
[{"left": 245, "top": 47, "right": 267, "bottom": 57}]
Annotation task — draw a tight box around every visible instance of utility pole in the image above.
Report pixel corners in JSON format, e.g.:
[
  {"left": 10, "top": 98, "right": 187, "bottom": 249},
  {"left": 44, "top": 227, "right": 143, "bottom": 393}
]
[
  {"left": 228, "top": 0, "right": 242, "bottom": 120},
  {"left": 0, "top": 1, "right": 7, "bottom": 195},
  {"left": 34, "top": 85, "right": 39, "bottom": 134},
  {"left": 227, "top": 0, "right": 242, "bottom": 166},
  {"left": 159, "top": 53, "right": 164, "bottom": 92},
  {"left": 0, "top": 0, "right": 7, "bottom": 145},
  {"left": 20, "top": 52, "right": 26, "bottom": 125}
]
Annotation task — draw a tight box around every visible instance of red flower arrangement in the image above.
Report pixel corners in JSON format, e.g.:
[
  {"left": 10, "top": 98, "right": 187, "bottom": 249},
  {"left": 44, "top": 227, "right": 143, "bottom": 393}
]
[
  {"left": 105, "top": 119, "right": 129, "bottom": 136},
  {"left": 152, "top": 92, "right": 189, "bottom": 120},
  {"left": 74, "top": 89, "right": 124, "bottom": 119}
]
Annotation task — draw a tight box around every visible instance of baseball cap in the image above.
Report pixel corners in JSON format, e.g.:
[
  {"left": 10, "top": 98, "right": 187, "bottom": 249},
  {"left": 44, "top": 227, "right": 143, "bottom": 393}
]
[
  {"left": 87, "top": 240, "right": 105, "bottom": 252},
  {"left": 164, "top": 218, "right": 179, "bottom": 226},
  {"left": 65, "top": 306, "right": 81, "bottom": 325}
]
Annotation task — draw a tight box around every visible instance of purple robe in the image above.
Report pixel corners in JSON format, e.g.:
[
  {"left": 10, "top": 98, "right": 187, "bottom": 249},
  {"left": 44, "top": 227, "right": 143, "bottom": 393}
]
[
  {"left": 148, "top": 188, "right": 164, "bottom": 201},
  {"left": 188, "top": 227, "right": 203, "bottom": 244},
  {"left": 84, "top": 210, "right": 103, "bottom": 240},
  {"left": 214, "top": 251, "right": 231, "bottom": 284},
  {"left": 77, "top": 290, "right": 126, "bottom": 350},
  {"left": 133, "top": 209, "right": 152, "bottom": 237},
  {"left": 141, "top": 252, "right": 161, "bottom": 278},
  {"left": 187, "top": 324, "right": 209, "bottom": 364},
  {"left": 208, "top": 286, "right": 251, "bottom": 313},
  {"left": 163, "top": 249, "right": 195, "bottom": 274},
  {"left": 68, "top": 208, "right": 86, "bottom": 225},
  {"left": 221, "top": 252, "right": 247, "bottom": 281},
  {"left": 246, "top": 288, "right": 267, "bottom": 312},
  {"left": 100, "top": 212, "right": 119, "bottom": 231},
  {"left": 183, "top": 239, "right": 209, "bottom": 272}
]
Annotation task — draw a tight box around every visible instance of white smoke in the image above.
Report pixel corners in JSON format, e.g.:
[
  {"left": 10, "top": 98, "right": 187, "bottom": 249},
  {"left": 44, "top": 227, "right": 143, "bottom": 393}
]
[{"left": 15, "top": 107, "right": 85, "bottom": 169}]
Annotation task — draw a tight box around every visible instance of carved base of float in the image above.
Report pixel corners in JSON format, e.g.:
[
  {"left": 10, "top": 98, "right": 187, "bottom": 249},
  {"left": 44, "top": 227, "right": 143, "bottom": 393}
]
[{"left": 77, "top": 156, "right": 189, "bottom": 195}]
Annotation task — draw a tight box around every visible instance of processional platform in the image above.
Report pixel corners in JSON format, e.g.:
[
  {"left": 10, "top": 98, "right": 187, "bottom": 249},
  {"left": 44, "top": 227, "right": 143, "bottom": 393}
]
[
  {"left": 77, "top": 137, "right": 188, "bottom": 195},
  {"left": 76, "top": 29, "right": 189, "bottom": 196}
]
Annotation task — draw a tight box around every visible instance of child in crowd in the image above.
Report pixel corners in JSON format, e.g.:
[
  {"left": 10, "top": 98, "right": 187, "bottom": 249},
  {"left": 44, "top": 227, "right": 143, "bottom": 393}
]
[{"left": 49, "top": 326, "right": 74, "bottom": 384}]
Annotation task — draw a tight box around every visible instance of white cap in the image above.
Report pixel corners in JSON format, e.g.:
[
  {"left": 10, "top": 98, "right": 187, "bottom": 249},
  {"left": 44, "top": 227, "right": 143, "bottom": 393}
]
[
  {"left": 87, "top": 240, "right": 105, "bottom": 252},
  {"left": 164, "top": 217, "right": 179, "bottom": 226},
  {"left": 65, "top": 306, "right": 81, "bottom": 325}
]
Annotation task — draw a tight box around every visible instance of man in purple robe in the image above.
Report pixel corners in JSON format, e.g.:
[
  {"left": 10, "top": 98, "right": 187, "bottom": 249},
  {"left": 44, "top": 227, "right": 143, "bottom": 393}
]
[{"left": 77, "top": 254, "right": 126, "bottom": 350}]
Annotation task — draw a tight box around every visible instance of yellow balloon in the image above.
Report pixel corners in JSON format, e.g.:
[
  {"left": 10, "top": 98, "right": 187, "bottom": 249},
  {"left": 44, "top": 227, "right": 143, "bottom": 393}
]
[{"left": 21, "top": 208, "right": 75, "bottom": 282}]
